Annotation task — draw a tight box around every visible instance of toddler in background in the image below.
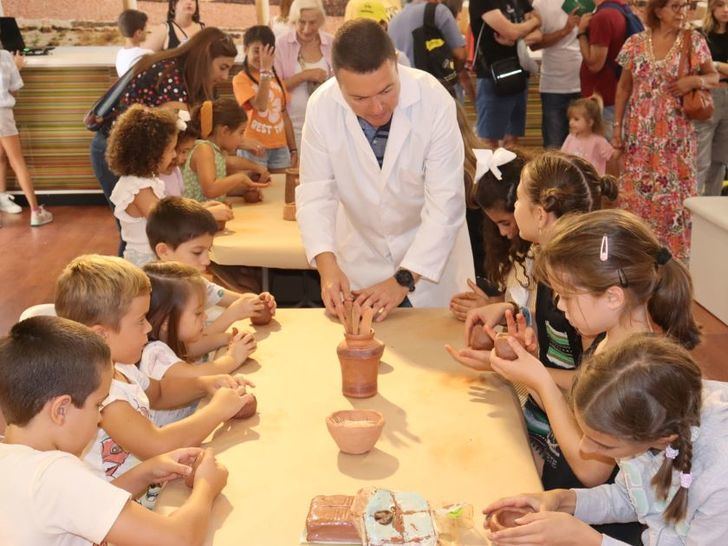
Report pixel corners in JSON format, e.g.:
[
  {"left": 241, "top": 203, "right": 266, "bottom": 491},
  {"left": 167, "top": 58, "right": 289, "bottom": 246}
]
[
  {"left": 183, "top": 98, "right": 270, "bottom": 203},
  {"left": 54, "top": 254, "right": 251, "bottom": 484},
  {"left": 233, "top": 25, "right": 297, "bottom": 170},
  {"left": 147, "top": 196, "right": 276, "bottom": 357},
  {"left": 561, "top": 96, "right": 617, "bottom": 176},
  {"left": 108, "top": 105, "right": 178, "bottom": 267},
  {"left": 115, "top": 9, "right": 152, "bottom": 77},
  {"left": 0, "top": 49, "right": 53, "bottom": 226},
  {"left": 0, "top": 316, "right": 228, "bottom": 545},
  {"left": 142, "top": 261, "right": 258, "bottom": 427}
]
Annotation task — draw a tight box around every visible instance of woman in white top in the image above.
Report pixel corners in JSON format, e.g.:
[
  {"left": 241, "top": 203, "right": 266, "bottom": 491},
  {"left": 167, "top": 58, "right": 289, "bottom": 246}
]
[{"left": 274, "top": 0, "right": 334, "bottom": 150}]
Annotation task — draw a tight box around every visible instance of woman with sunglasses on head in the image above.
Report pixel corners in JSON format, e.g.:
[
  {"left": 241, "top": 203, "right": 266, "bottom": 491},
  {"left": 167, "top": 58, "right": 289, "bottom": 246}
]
[{"left": 612, "top": 0, "right": 718, "bottom": 262}]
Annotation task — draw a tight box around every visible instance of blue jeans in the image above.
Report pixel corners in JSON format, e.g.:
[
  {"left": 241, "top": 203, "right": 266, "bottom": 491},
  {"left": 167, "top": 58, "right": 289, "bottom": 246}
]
[
  {"left": 541, "top": 92, "right": 581, "bottom": 149},
  {"left": 90, "top": 132, "right": 124, "bottom": 255},
  {"left": 239, "top": 147, "right": 291, "bottom": 170},
  {"left": 475, "top": 78, "right": 528, "bottom": 140}
]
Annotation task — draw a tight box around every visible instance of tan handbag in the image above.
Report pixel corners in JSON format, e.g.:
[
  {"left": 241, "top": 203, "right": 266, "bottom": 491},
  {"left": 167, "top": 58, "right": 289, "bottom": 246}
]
[{"left": 678, "top": 30, "right": 714, "bottom": 121}]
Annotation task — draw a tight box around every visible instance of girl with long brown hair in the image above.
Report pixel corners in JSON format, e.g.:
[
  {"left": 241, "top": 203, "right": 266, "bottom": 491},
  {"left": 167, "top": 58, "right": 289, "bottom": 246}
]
[{"left": 484, "top": 334, "right": 728, "bottom": 546}]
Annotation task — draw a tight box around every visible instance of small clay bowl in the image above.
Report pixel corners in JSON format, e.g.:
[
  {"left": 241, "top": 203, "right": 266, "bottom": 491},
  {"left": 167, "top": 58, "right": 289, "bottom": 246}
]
[
  {"left": 243, "top": 189, "right": 262, "bottom": 203},
  {"left": 184, "top": 451, "right": 205, "bottom": 488},
  {"left": 469, "top": 326, "right": 494, "bottom": 351},
  {"left": 251, "top": 295, "right": 273, "bottom": 326},
  {"left": 494, "top": 333, "right": 518, "bottom": 360},
  {"left": 486, "top": 506, "right": 535, "bottom": 532},
  {"left": 326, "top": 409, "right": 385, "bottom": 455},
  {"left": 234, "top": 393, "right": 257, "bottom": 420}
]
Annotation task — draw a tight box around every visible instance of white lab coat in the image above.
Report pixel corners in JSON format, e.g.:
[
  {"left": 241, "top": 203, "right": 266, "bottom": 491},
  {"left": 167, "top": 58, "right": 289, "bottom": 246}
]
[{"left": 296, "top": 65, "right": 474, "bottom": 307}]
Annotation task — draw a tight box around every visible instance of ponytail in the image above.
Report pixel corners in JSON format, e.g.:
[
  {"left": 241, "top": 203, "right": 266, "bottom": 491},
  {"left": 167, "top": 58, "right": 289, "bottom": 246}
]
[
  {"left": 648, "top": 256, "right": 701, "bottom": 349},
  {"left": 189, "top": 97, "right": 247, "bottom": 140}
]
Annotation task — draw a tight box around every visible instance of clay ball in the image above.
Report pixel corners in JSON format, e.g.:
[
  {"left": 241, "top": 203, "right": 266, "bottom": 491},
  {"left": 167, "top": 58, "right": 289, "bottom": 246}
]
[
  {"left": 234, "top": 394, "right": 258, "bottom": 420},
  {"left": 469, "top": 326, "right": 494, "bottom": 351},
  {"left": 251, "top": 295, "right": 273, "bottom": 326},
  {"left": 184, "top": 451, "right": 204, "bottom": 488},
  {"left": 494, "top": 333, "right": 518, "bottom": 360},
  {"left": 486, "top": 506, "right": 534, "bottom": 532},
  {"left": 243, "top": 189, "right": 262, "bottom": 203}
]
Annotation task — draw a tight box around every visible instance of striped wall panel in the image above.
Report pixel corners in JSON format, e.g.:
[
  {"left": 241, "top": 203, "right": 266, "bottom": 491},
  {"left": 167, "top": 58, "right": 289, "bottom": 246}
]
[{"left": 7, "top": 68, "right": 544, "bottom": 192}]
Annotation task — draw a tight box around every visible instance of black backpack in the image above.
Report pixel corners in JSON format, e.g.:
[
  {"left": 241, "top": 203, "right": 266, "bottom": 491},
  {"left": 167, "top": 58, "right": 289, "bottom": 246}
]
[{"left": 412, "top": 3, "right": 458, "bottom": 94}]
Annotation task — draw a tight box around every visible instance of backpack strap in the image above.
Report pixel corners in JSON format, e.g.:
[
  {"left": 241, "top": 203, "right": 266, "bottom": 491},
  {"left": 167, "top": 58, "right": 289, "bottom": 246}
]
[{"left": 424, "top": 2, "right": 438, "bottom": 29}]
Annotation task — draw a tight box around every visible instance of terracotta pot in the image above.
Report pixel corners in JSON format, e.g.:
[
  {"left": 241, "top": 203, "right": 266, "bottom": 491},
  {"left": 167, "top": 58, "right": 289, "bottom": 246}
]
[
  {"left": 486, "top": 506, "right": 534, "bottom": 532},
  {"left": 234, "top": 394, "right": 258, "bottom": 419},
  {"left": 469, "top": 326, "right": 494, "bottom": 351},
  {"left": 326, "top": 409, "right": 385, "bottom": 454},
  {"left": 337, "top": 330, "right": 384, "bottom": 399},
  {"left": 282, "top": 202, "right": 296, "bottom": 221},
  {"left": 494, "top": 333, "right": 518, "bottom": 360},
  {"left": 284, "top": 167, "right": 299, "bottom": 204},
  {"left": 243, "top": 189, "right": 262, "bottom": 203},
  {"left": 251, "top": 294, "right": 272, "bottom": 326},
  {"left": 184, "top": 451, "right": 204, "bottom": 488}
]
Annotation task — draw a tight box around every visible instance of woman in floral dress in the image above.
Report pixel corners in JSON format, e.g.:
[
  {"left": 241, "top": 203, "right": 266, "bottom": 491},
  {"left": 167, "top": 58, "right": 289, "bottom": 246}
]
[{"left": 613, "top": 0, "right": 718, "bottom": 261}]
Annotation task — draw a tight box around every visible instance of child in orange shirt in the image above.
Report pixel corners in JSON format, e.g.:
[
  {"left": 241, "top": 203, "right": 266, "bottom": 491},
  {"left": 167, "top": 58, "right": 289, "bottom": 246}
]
[{"left": 233, "top": 26, "right": 297, "bottom": 171}]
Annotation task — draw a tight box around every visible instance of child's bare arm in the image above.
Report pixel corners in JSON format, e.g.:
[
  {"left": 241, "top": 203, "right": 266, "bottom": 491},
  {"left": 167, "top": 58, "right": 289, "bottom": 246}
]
[
  {"left": 105, "top": 449, "right": 227, "bottom": 546},
  {"left": 206, "top": 293, "right": 263, "bottom": 334},
  {"left": 186, "top": 331, "right": 231, "bottom": 360},
  {"left": 164, "top": 333, "right": 257, "bottom": 377},
  {"left": 191, "top": 144, "right": 251, "bottom": 198},
  {"left": 126, "top": 188, "right": 161, "bottom": 218},
  {"left": 146, "top": 373, "right": 239, "bottom": 410},
  {"left": 111, "top": 447, "right": 201, "bottom": 497},
  {"left": 101, "top": 392, "right": 245, "bottom": 459}
]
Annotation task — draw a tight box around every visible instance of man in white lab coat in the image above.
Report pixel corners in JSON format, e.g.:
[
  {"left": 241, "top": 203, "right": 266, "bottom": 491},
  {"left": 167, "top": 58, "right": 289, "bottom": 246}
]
[{"left": 296, "top": 19, "right": 474, "bottom": 321}]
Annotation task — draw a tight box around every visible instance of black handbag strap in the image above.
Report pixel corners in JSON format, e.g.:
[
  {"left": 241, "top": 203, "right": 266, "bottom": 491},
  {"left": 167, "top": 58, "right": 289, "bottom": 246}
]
[{"left": 424, "top": 2, "right": 437, "bottom": 28}]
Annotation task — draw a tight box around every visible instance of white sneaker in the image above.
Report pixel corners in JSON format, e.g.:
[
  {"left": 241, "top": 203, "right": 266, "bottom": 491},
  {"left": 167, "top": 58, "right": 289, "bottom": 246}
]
[
  {"left": 0, "top": 192, "right": 22, "bottom": 214},
  {"left": 30, "top": 205, "right": 53, "bottom": 227}
]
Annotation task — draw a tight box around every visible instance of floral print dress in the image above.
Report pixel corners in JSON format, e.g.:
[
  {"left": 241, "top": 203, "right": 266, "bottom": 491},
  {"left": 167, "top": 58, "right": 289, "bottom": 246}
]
[{"left": 616, "top": 30, "right": 711, "bottom": 261}]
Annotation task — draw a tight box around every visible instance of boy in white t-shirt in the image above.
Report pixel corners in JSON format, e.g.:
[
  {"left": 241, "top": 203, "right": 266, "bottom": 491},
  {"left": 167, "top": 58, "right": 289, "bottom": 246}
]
[
  {"left": 54, "top": 254, "right": 251, "bottom": 483},
  {"left": 0, "top": 315, "right": 228, "bottom": 546},
  {"left": 116, "top": 9, "right": 153, "bottom": 77}
]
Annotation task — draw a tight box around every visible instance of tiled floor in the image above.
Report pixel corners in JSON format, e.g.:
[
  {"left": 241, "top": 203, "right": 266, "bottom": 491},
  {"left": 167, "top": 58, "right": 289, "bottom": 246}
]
[{"left": 1, "top": 205, "right": 726, "bottom": 380}]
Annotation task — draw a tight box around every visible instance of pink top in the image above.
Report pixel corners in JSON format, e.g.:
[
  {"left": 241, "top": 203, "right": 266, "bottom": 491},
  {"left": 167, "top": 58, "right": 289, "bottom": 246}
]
[
  {"left": 158, "top": 167, "right": 184, "bottom": 197},
  {"left": 561, "top": 133, "right": 615, "bottom": 176},
  {"left": 274, "top": 28, "right": 334, "bottom": 80}
]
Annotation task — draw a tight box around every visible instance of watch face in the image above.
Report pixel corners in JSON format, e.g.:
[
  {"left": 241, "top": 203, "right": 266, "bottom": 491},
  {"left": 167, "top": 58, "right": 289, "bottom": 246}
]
[{"left": 395, "top": 270, "right": 415, "bottom": 291}]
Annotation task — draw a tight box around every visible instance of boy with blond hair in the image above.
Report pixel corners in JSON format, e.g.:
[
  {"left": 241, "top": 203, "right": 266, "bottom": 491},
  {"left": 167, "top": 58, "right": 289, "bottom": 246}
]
[
  {"left": 55, "top": 254, "right": 251, "bottom": 481},
  {"left": 0, "top": 315, "right": 227, "bottom": 546}
]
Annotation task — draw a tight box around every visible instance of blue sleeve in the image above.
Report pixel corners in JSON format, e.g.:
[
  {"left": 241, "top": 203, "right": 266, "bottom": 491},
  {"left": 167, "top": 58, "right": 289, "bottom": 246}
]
[{"left": 434, "top": 4, "right": 466, "bottom": 49}]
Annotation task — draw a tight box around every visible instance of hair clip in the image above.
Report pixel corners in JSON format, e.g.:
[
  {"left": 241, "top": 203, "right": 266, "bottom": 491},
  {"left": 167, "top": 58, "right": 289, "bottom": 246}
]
[
  {"left": 474, "top": 148, "right": 517, "bottom": 182},
  {"left": 665, "top": 445, "right": 679, "bottom": 460},
  {"left": 655, "top": 246, "right": 672, "bottom": 266},
  {"left": 617, "top": 268, "right": 629, "bottom": 288},
  {"left": 600, "top": 234, "right": 609, "bottom": 262},
  {"left": 679, "top": 472, "right": 693, "bottom": 489},
  {"left": 176, "top": 109, "right": 190, "bottom": 132}
]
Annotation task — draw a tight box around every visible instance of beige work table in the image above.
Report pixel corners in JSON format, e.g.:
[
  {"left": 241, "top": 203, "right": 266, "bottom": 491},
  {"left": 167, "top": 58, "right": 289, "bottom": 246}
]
[
  {"left": 211, "top": 174, "right": 311, "bottom": 271},
  {"left": 155, "top": 308, "right": 542, "bottom": 545}
]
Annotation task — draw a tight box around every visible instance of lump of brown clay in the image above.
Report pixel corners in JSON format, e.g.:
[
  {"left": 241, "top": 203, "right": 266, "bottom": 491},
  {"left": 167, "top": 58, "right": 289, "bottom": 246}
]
[
  {"left": 251, "top": 294, "right": 272, "bottom": 326},
  {"left": 494, "top": 333, "right": 518, "bottom": 360},
  {"left": 469, "top": 326, "right": 494, "bottom": 351},
  {"left": 243, "top": 189, "right": 262, "bottom": 203},
  {"left": 234, "top": 394, "right": 257, "bottom": 419}
]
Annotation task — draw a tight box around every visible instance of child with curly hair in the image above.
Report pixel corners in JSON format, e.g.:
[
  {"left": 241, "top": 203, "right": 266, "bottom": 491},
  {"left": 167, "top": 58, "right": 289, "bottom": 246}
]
[{"left": 107, "top": 105, "right": 179, "bottom": 267}]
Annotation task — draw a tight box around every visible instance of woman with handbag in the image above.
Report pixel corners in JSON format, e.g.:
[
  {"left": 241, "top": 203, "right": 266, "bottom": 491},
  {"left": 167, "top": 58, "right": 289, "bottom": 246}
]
[
  {"left": 612, "top": 0, "right": 718, "bottom": 261},
  {"left": 89, "top": 27, "right": 237, "bottom": 253}
]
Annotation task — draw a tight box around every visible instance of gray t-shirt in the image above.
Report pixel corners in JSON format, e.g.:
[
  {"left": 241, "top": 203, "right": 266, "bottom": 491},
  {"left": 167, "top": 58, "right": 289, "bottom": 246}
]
[{"left": 387, "top": 1, "right": 465, "bottom": 67}]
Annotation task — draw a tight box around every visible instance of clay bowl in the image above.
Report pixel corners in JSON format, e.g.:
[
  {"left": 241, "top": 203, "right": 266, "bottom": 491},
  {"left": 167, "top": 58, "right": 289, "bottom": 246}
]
[
  {"left": 486, "top": 506, "right": 535, "bottom": 532},
  {"left": 494, "top": 333, "right": 518, "bottom": 360},
  {"left": 469, "top": 326, "right": 494, "bottom": 351},
  {"left": 184, "top": 451, "right": 205, "bottom": 488},
  {"left": 251, "top": 294, "right": 273, "bottom": 326},
  {"left": 326, "top": 409, "right": 385, "bottom": 455},
  {"left": 234, "top": 393, "right": 258, "bottom": 420}
]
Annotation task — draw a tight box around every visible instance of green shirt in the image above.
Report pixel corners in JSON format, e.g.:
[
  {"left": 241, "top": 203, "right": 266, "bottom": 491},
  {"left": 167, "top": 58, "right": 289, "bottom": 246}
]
[{"left": 182, "top": 139, "right": 227, "bottom": 203}]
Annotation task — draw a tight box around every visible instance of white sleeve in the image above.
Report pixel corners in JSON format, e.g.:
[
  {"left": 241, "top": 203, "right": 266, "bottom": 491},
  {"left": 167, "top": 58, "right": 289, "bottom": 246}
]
[
  {"left": 399, "top": 93, "right": 466, "bottom": 282},
  {"left": 3, "top": 52, "right": 23, "bottom": 92},
  {"left": 295, "top": 93, "right": 340, "bottom": 266},
  {"left": 573, "top": 469, "right": 639, "bottom": 525},
  {"left": 35, "top": 454, "right": 130, "bottom": 544},
  {"left": 139, "top": 341, "right": 183, "bottom": 381},
  {"left": 204, "top": 278, "right": 226, "bottom": 307}
]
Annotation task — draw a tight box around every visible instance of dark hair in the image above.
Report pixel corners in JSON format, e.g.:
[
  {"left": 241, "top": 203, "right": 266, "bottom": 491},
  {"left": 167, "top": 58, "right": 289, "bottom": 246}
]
[
  {"left": 572, "top": 334, "right": 702, "bottom": 524},
  {"left": 443, "top": 0, "right": 464, "bottom": 18},
  {"left": 147, "top": 196, "right": 218, "bottom": 252},
  {"left": 0, "top": 316, "right": 111, "bottom": 426},
  {"left": 143, "top": 261, "right": 206, "bottom": 358},
  {"left": 522, "top": 151, "right": 618, "bottom": 217},
  {"left": 118, "top": 9, "right": 149, "bottom": 38},
  {"left": 106, "top": 104, "right": 178, "bottom": 177},
  {"left": 241, "top": 26, "right": 286, "bottom": 95},
  {"left": 645, "top": 0, "right": 671, "bottom": 28},
  {"left": 332, "top": 19, "right": 397, "bottom": 73},
  {"left": 167, "top": 0, "right": 201, "bottom": 23},
  {"left": 188, "top": 97, "right": 247, "bottom": 137},
  {"left": 132, "top": 27, "right": 237, "bottom": 104},
  {"left": 475, "top": 150, "right": 532, "bottom": 289},
  {"left": 535, "top": 209, "right": 701, "bottom": 349}
]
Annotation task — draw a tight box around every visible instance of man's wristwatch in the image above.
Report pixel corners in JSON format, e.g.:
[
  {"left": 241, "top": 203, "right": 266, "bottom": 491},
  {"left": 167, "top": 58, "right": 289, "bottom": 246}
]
[{"left": 394, "top": 269, "right": 416, "bottom": 293}]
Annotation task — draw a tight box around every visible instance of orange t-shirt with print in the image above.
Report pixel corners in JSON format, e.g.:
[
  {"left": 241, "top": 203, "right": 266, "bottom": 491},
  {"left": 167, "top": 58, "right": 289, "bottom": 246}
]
[{"left": 232, "top": 69, "right": 288, "bottom": 149}]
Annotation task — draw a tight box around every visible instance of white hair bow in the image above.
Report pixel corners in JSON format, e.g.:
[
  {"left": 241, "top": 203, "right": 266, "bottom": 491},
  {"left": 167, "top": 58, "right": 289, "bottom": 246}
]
[
  {"left": 474, "top": 147, "right": 517, "bottom": 182},
  {"left": 176, "top": 109, "right": 191, "bottom": 131}
]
